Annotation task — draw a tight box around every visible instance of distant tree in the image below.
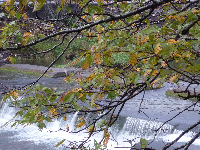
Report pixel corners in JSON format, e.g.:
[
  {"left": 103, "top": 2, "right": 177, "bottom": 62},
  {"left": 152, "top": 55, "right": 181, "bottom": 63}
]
[{"left": 0, "top": 0, "right": 200, "bottom": 149}]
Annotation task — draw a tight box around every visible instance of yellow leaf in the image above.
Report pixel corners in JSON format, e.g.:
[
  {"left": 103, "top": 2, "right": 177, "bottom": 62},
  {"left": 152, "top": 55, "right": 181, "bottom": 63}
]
[
  {"left": 75, "top": 121, "right": 85, "bottom": 129},
  {"left": 66, "top": 124, "right": 69, "bottom": 131},
  {"left": 63, "top": 116, "right": 67, "bottom": 121},
  {"left": 11, "top": 91, "right": 19, "bottom": 98},
  {"left": 129, "top": 53, "right": 137, "bottom": 66},
  {"left": 103, "top": 130, "right": 110, "bottom": 147},
  {"left": 37, "top": 118, "right": 43, "bottom": 122},
  {"left": 88, "top": 33, "right": 91, "bottom": 40},
  {"left": 144, "top": 69, "right": 151, "bottom": 77},
  {"left": 53, "top": 111, "right": 57, "bottom": 117},
  {"left": 78, "top": 94, "right": 83, "bottom": 98},
  {"left": 136, "top": 68, "right": 140, "bottom": 72},
  {"left": 152, "top": 70, "right": 159, "bottom": 77},
  {"left": 88, "top": 126, "right": 94, "bottom": 132},
  {"left": 151, "top": 78, "right": 161, "bottom": 87},
  {"left": 71, "top": 88, "right": 82, "bottom": 92},
  {"left": 142, "top": 59, "right": 148, "bottom": 64},
  {"left": 167, "top": 39, "right": 177, "bottom": 45},
  {"left": 49, "top": 108, "right": 54, "bottom": 114},
  {"left": 77, "top": 117, "right": 84, "bottom": 121},
  {"left": 104, "top": 79, "right": 110, "bottom": 85},
  {"left": 154, "top": 43, "right": 162, "bottom": 55},
  {"left": 169, "top": 75, "right": 178, "bottom": 83},
  {"left": 82, "top": 54, "right": 92, "bottom": 70},
  {"left": 61, "top": 0, "right": 67, "bottom": 6},
  {"left": 22, "top": 14, "right": 28, "bottom": 19},
  {"left": 140, "top": 37, "right": 149, "bottom": 45},
  {"left": 87, "top": 73, "right": 95, "bottom": 82},
  {"left": 94, "top": 53, "right": 101, "bottom": 65},
  {"left": 161, "top": 61, "right": 167, "bottom": 67}
]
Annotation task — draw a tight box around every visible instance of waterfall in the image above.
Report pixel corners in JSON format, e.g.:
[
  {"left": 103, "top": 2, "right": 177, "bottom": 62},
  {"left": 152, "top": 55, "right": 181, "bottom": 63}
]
[{"left": 0, "top": 101, "right": 200, "bottom": 149}]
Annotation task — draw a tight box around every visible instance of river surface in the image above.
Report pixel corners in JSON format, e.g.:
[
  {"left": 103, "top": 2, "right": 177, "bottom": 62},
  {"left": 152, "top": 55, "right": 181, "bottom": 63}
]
[{"left": 0, "top": 69, "right": 200, "bottom": 150}]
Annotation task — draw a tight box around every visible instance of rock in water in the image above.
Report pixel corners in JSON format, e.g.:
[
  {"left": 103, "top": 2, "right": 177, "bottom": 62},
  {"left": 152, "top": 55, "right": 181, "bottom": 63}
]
[{"left": 52, "top": 72, "right": 67, "bottom": 78}]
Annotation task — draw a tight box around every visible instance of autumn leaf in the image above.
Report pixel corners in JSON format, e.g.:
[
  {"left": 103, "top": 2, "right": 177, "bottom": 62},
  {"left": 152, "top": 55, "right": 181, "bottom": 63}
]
[
  {"left": 75, "top": 121, "right": 85, "bottom": 129},
  {"left": 94, "top": 53, "right": 101, "bottom": 65},
  {"left": 136, "top": 68, "right": 141, "bottom": 72},
  {"left": 82, "top": 54, "right": 92, "bottom": 70},
  {"left": 129, "top": 53, "right": 137, "bottom": 66},
  {"left": 22, "top": 14, "right": 28, "bottom": 19},
  {"left": 71, "top": 88, "right": 82, "bottom": 92},
  {"left": 61, "top": 0, "right": 67, "bottom": 6},
  {"left": 140, "top": 37, "right": 149, "bottom": 45},
  {"left": 152, "top": 70, "right": 159, "bottom": 77},
  {"left": 63, "top": 116, "right": 67, "bottom": 121},
  {"left": 88, "top": 126, "right": 94, "bottom": 133},
  {"left": 11, "top": 91, "right": 18, "bottom": 98},
  {"left": 23, "top": 32, "right": 32, "bottom": 38},
  {"left": 167, "top": 39, "right": 177, "bottom": 45},
  {"left": 161, "top": 61, "right": 167, "bottom": 67},
  {"left": 154, "top": 43, "right": 161, "bottom": 55},
  {"left": 169, "top": 75, "right": 178, "bottom": 82},
  {"left": 87, "top": 73, "right": 95, "bottom": 82},
  {"left": 66, "top": 124, "right": 69, "bottom": 131},
  {"left": 151, "top": 78, "right": 161, "bottom": 87},
  {"left": 104, "top": 79, "right": 110, "bottom": 85},
  {"left": 103, "top": 130, "right": 110, "bottom": 147},
  {"left": 144, "top": 69, "right": 151, "bottom": 77}
]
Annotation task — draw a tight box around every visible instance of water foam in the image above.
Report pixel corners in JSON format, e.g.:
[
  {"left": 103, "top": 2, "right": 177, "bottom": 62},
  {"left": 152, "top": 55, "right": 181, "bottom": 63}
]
[{"left": 0, "top": 101, "right": 200, "bottom": 149}]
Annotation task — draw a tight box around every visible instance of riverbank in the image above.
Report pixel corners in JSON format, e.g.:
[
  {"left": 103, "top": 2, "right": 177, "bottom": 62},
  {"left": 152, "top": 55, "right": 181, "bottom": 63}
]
[{"left": 0, "top": 64, "right": 91, "bottom": 78}]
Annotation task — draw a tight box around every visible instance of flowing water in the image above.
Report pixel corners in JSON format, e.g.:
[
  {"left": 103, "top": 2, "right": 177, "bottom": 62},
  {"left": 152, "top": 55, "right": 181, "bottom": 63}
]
[{"left": 0, "top": 69, "right": 200, "bottom": 150}]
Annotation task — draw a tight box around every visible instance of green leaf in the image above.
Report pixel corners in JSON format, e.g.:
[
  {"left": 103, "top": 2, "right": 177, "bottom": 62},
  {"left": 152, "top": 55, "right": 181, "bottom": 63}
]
[
  {"left": 140, "top": 138, "right": 148, "bottom": 148},
  {"left": 9, "top": 57, "right": 16, "bottom": 64},
  {"left": 66, "top": 6, "right": 72, "bottom": 13},
  {"left": 56, "top": 139, "right": 66, "bottom": 147},
  {"left": 16, "top": 12, "right": 21, "bottom": 20},
  {"left": 91, "top": 95, "right": 97, "bottom": 107},
  {"left": 63, "top": 93, "right": 74, "bottom": 103}
]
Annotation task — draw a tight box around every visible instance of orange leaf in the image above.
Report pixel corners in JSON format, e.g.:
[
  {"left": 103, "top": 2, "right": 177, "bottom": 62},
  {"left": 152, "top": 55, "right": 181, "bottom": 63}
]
[
  {"left": 75, "top": 121, "right": 85, "bottom": 129},
  {"left": 167, "top": 39, "right": 177, "bottom": 45},
  {"left": 23, "top": 32, "right": 32, "bottom": 38},
  {"left": 63, "top": 116, "right": 67, "bottom": 121},
  {"left": 94, "top": 53, "right": 101, "bottom": 65},
  {"left": 152, "top": 70, "right": 159, "bottom": 77},
  {"left": 103, "top": 130, "right": 110, "bottom": 147},
  {"left": 169, "top": 75, "right": 178, "bottom": 82}
]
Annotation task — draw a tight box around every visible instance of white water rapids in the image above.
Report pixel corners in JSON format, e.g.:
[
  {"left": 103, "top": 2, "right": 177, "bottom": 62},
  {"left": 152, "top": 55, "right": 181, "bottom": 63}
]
[{"left": 0, "top": 101, "right": 200, "bottom": 150}]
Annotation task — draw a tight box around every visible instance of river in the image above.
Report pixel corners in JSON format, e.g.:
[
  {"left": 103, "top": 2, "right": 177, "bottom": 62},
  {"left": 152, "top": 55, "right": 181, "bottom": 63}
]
[{"left": 0, "top": 68, "right": 200, "bottom": 150}]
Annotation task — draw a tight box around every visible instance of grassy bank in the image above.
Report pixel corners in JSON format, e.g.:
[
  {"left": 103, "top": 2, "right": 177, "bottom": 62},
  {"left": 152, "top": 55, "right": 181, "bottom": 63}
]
[{"left": 165, "top": 90, "right": 199, "bottom": 102}]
